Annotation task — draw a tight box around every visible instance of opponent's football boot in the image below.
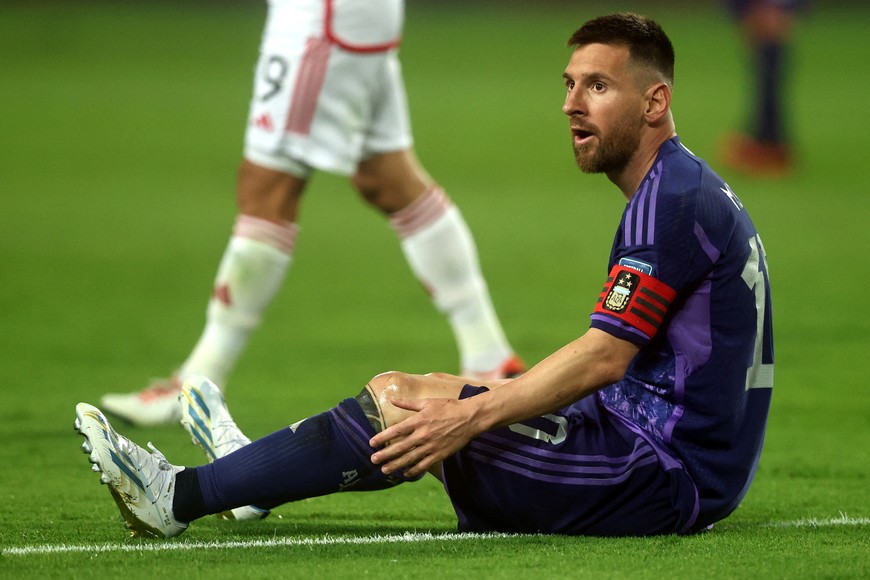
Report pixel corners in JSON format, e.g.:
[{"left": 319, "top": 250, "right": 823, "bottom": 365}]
[
  {"left": 100, "top": 377, "right": 182, "bottom": 427},
  {"left": 463, "top": 354, "right": 527, "bottom": 382}
]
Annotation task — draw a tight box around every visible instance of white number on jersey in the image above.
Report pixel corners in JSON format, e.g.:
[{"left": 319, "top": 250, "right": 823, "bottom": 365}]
[
  {"left": 741, "top": 234, "right": 774, "bottom": 390},
  {"left": 509, "top": 414, "right": 568, "bottom": 445}
]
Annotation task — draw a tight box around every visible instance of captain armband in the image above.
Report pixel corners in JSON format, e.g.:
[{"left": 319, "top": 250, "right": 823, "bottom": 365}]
[{"left": 594, "top": 266, "right": 677, "bottom": 339}]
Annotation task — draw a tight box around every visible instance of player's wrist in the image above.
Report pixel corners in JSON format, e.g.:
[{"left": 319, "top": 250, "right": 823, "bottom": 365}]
[{"left": 464, "top": 391, "right": 506, "bottom": 435}]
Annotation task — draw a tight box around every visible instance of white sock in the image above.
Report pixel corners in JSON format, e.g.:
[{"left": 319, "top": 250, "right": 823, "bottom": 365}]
[
  {"left": 179, "top": 215, "right": 297, "bottom": 388},
  {"left": 391, "top": 187, "right": 512, "bottom": 373}
]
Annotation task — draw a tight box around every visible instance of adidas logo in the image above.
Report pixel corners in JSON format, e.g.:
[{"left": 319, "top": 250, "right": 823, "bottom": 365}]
[
  {"left": 253, "top": 113, "right": 274, "bottom": 132},
  {"left": 212, "top": 284, "right": 232, "bottom": 307}
]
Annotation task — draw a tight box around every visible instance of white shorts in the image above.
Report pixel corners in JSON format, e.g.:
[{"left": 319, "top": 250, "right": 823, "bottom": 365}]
[{"left": 243, "top": 0, "right": 412, "bottom": 178}]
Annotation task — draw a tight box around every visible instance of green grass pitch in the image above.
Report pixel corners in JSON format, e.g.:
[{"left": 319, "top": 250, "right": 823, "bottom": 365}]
[{"left": 1, "top": 1, "right": 868, "bottom": 577}]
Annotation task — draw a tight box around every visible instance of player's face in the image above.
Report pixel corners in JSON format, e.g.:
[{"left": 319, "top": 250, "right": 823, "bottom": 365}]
[{"left": 562, "top": 43, "right": 646, "bottom": 174}]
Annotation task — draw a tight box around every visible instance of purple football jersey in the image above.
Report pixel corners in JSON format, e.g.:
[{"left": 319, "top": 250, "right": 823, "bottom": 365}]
[{"left": 591, "top": 136, "right": 774, "bottom": 527}]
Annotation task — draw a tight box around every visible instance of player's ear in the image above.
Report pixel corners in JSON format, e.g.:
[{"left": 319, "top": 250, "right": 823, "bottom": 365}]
[{"left": 644, "top": 82, "right": 671, "bottom": 123}]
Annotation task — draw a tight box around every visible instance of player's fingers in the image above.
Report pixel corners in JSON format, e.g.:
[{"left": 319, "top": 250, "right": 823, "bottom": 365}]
[
  {"left": 378, "top": 444, "right": 427, "bottom": 475},
  {"left": 369, "top": 407, "right": 431, "bottom": 450},
  {"left": 402, "top": 453, "right": 435, "bottom": 479},
  {"left": 370, "top": 428, "right": 420, "bottom": 464},
  {"left": 369, "top": 423, "right": 408, "bottom": 450},
  {"left": 386, "top": 397, "right": 424, "bottom": 412},
  {"left": 391, "top": 444, "right": 437, "bottom": 477}
]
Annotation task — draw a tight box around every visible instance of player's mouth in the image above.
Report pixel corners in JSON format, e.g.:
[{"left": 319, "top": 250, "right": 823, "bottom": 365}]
[{"left": 571, "top": 126, "right": 596, "bottom": 146}]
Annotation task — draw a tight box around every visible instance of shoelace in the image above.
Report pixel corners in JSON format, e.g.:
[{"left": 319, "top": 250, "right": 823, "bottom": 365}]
[
  {"left": 109, "top": 427, "right": 141, "bottom": 465},
  {"left": 145, "top": 442, "right": 172, "bottom": 471},
  {"left": 136, "top": 442, "right": 174, "bottom": 504},
  {"left": 212, "top": 419, "right": 250, "bottom": 454}
]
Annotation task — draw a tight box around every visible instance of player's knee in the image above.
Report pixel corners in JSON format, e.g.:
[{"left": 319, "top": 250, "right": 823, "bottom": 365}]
[
  {"left": 746, "top": 4, "right": 793, "bottom": 40},
  {"left": 351, "top": 170, "right": 426, "bottom": 214},
  {"left": 361, "top": 371, "right": 423, "bottom": 427},
  {"left": 351, "top": 174, "right": 393, "bottom": 212},
  {"left": 367, "top": 370, "right": 420, "bottom": 402},
  {"left": 236, "top": 160, "right": 305, "bottom": 221},
  {"left": 350, "top": 170, "right": 374, "bottom": 198}
]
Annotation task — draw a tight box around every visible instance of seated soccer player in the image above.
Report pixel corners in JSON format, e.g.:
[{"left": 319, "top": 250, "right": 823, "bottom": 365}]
[{"left": 75, "top": 13, "right": 774, "bottom": 538}]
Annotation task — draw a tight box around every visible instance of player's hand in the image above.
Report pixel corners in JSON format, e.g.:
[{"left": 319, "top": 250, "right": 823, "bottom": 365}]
[{"left": 369, "top": 396, "right": 480, "bottom": 479}]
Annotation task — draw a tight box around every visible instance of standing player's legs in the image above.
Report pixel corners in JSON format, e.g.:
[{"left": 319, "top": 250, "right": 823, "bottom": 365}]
[
  {"left": 99, "top": 0, "right": 320, "bottom": 425},
  {"left": 353, "top": 150, "right": 522, "bottom": 379},
  {"left": 175, "top": 162, "right": 306, "bottom": 392},
  {"left": 99, "top": 161, "right": 306, "bottom": 426},
  {"left": 743, "top": 3, "right": 793, "bottom": 145},
  {"left": 352, "top": 51, "right": 523, "bottom": 380}
]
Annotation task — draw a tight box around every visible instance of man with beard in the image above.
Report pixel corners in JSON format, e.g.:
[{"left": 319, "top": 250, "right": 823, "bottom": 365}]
[{"left": 75, "top": 13, "right": 774, "bottom": 537}]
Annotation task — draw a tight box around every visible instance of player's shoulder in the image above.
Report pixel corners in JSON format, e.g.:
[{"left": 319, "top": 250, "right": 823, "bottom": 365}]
[
  {"left": 658, "top": 137, "right": 711, "bottom": 187},
  {"left": 655, "top": 137, "right": 734, "bottom": 205},
  {"left": 642, "top": 137, "right": 750, "bottom": 237},
  {"left": 660, "top": 137, "right": 756, "bottom": 240}
]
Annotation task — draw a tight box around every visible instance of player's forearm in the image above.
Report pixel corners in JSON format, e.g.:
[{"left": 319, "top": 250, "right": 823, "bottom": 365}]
[{"left": 469, "top": 329, "right": 638, "bottom": 432}]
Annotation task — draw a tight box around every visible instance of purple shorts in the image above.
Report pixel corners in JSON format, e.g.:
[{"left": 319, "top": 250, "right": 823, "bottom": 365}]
[{"left": 441, "top": 386, "right": 700, "bottom": 536}]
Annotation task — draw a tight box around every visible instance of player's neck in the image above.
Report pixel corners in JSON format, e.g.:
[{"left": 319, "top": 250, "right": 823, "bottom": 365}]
[{"left": 609, "top": 130, "right": 676, "bottom": 200}]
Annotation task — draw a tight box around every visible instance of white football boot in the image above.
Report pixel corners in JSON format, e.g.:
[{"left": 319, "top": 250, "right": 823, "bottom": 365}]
[
  {"left": 99, "top": 377, "right": 182, "bottom": 427},
  {"left": 179, "top": 376, "right": 270, "bottom": 521},
  {"left": 74, "top": 402, "right": 188, "bottom": 538}
]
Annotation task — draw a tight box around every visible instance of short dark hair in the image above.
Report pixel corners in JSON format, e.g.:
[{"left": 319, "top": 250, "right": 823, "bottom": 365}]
[{"left": 567, "top": 13, "right": 675, "bottom": 86}]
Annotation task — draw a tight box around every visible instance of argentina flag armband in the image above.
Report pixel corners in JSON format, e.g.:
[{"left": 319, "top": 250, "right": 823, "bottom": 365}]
[{"left": 593, "top": 265, "right": 677, "bottom": 339}]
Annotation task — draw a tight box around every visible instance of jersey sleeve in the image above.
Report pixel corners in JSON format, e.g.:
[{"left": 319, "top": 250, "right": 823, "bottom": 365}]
[
  {"left": 590, "top": 266, "right": 677, "bottom": 345},
  {"left": 589, "top": 155, "right": 724, "bottom": 346}
]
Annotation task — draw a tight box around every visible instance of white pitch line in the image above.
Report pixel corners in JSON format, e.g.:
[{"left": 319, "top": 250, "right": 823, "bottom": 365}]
[
  {"left": 760, "top": 513, "right": 870, "bottom": 528},
  {"left": 2, "top": 531, "right": 518, "bottom": 556},
  {"left": 5, "top": 515, "right": 868, "bottom": 557}
]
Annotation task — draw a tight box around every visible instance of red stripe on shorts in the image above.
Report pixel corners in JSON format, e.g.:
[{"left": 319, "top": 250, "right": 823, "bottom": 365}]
[{"left": 285, "top": 36, "right": 332, "bottom": 136}]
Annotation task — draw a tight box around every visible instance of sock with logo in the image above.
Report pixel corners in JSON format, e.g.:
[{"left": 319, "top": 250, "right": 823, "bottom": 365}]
[{"left": 172, "top": 397, "right": 402, "bottom": 521}]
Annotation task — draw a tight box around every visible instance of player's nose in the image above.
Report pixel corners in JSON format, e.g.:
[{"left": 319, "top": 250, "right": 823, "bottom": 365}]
[{"left": 563, "top": 90, "right": 586, "bottom": 116}]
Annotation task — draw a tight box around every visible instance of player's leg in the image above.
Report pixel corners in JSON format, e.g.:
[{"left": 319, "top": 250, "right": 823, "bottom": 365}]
[
  {"left": 176, "top": 371, "right": 471, "bottom": 519},
  {"left": 76, "top": 372, "right": 466, "bottom": 536},
  {"left": 721, "top": 0, "right": 800, "bottom": 175},
  {"left": 179, "top": 371, "right": 480, "bottom": 521},
  {"left": 175, "top": 161, "right": 305, "bottom": 390},
  {"left": 743, "top": 1, "right": 795, "bottom": 147},
  {"left": 353, "top": 50, "right": 522, "bottom": 380},
  {"left": 98, "top": 163, "right": 306, "bottom": 426},
  {"left": 352, "top": 149, "right": 524, "bottom": 380},
  {"left": 100, "top": 0, "right": 319, "bottom": 425}
]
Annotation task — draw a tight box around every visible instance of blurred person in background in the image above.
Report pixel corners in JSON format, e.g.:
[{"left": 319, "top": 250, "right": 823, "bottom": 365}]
[{"left": 720, "top": 0, "right": 805, "bottom": 176}]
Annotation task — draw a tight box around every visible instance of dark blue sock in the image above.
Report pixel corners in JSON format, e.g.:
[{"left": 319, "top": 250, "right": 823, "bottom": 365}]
[{"left": 175, "top": 398, "right": 402, "bottom": 521}]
